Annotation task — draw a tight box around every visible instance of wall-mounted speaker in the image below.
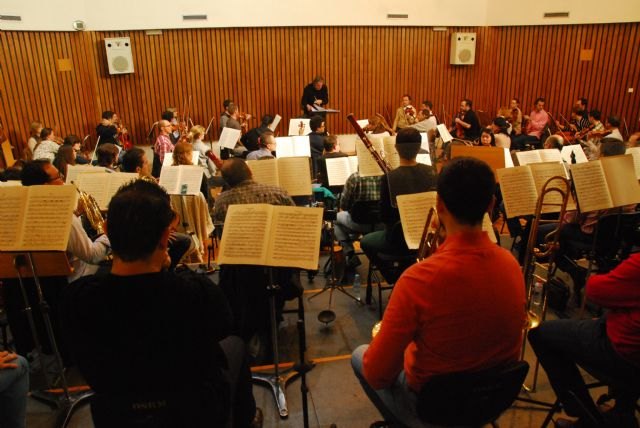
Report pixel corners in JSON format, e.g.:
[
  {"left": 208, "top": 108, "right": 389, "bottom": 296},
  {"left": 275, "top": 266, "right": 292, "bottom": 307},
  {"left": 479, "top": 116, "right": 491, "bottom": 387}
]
[
  {"left": 105, "top": 37, "right": 134, "bottom": 75},
  {"left": 450, "top": 32, "right": 476, "bottom": 65}
]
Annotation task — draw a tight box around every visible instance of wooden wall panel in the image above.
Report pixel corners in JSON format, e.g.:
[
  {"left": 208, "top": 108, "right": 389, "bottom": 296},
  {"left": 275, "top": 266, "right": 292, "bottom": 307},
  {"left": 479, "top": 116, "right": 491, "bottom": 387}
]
[{"left": 1, "top": 23, "right": 639, "bottom": 160}]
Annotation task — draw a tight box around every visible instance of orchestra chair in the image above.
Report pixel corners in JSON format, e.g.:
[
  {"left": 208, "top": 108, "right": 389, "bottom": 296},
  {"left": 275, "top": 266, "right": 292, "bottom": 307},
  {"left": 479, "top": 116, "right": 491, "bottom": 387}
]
[
  {"left": 415, "top": 360, "right": 529, "bottom": 428},
  {"left": 540, "top": 363, "right": 640, "bottom": 428}
]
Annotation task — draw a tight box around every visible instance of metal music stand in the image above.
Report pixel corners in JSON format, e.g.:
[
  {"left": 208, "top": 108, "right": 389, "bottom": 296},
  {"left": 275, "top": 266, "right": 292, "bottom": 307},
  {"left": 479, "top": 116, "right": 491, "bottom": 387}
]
[{"left": 0, "top": 251, "right": 94, "bottom": 428}]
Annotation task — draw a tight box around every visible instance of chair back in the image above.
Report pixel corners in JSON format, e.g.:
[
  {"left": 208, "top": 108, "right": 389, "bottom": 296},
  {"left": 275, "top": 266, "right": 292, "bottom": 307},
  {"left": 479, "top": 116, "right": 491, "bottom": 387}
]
[
  {"left": 416, "top": 360, "right": 529, "bottom": 426},
  {"left": 593, "top": 212, "right": 640, "bottom": 272},
  {"left": 350, "top": 200, "right": 381, "bottom": 226}
]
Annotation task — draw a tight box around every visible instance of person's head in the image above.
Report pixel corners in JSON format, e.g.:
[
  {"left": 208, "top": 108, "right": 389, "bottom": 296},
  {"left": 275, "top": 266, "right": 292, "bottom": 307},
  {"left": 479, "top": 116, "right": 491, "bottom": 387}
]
[
  {"left": 122, "top": 147, "right": 152, "bottom": 177},
  {"left": 223, "top": 99, "right": 234, "bottom": 110},
  {"left": 53, "top": 145, "right": 76, "bottom": 178},
  {"left": 460, "top": 99, "right": 473, "bottom": 112},
  {"left": 401, "top": 94, "right": 412, "bottom": 107},
  {"left": 107, "top": 180, "right": 178, "bottom": 263},
  {"left": 437, "top": 157, "right": 495, "bottom": 227},
  {"left": 310, "top": 115, "right": 325, "bottom": 133},
  {"left": 187, "top": 125, "right": 205, "bottom": 143},
  {"left": 491, "top": 117, "right": 508, "bottom": 135},
  {"left": 40, "top": 128, "right": 53, "bottom": 141},
  {"left": 260, "top": 115, "right": 274, "bottom": 128},
  {"left": 588, "top": 109, "right": 601, "bottom": 122},
  {"left": 101, "top": 110, "right": 115, "bottom": 122},
  {"left": 312, "top": 76, "right": 324, "bottom": 91},
  {"left": 421, "top": 100, "right": 433, "bottom": 112},
  {"left": 480, "top": 128, "right": 495, "bottom": 147},
  {"left": 29, "top": 121, "right": 43, "bottom": 138},
  {"left": 543, "top": 135, "right": 564, "bottom": 150},
  {"left": 395, "top": 128, "right": 422, "bottom": 160},
  {"left": 161, "top": 110, "right": 174, "bottom": 122},
  {"left": 570, "top": 106, "right": 582, "bottom": 119},
  {"left": 221, "top": 158, "right": 252, "bottom": 187},
  {"left": 323, "top": 135, "right": 339, "bottom": 153},
  {"left": 63, "top": 134, "right": 82, "bottom": 151},
  {"left": 21, "top": 160, "right": 64, "bottom": 186},
  {"left": 172, "top": 141, "right": 193, "bottom": 166},
  {"left": 96, "top": 143, "right": 119, "bottom": 168},
  {"left": 606, "top": 115, "right": 620, "bottom": 128},
  {"left": 534, "top": 97, "right": 545, "bottom": 111},
  {"left": 575, "top": 98, "right": 588, "bottom": 112},
  {"left": 159, "top": 120, "right": 172, "bottom": 135},
  {"left": 600, "top": 138, "right": 626, "bottom": 157},
  {"left": 417, "top": 109, "right": 430, "bottom": 122},
  {"left": 228, "top": 104, "right": 239, "bottom": 117},
  {"left": 510, "top": 98, "right": 520, "bottom": 109},
  {"left": 258, "top": 130, "right": 276, "bottom": 150}
]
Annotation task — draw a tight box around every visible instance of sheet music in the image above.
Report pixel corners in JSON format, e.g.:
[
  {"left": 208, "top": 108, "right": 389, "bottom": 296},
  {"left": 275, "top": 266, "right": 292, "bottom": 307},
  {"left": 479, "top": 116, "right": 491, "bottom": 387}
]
[
  {"left": 268, "top": 206, "right": 323, "bottom": 270},
  {"left": 246, "top": 158, "right": 280, "bottom": 188},
  {"left": 529, "top": 162, "right": 569, "bottom": 214},
  {"left": 275, "top": 136, "right": 311, "bottom": 158},
  {"left": 515, "top": 151, "right": 542, "bottom": 166},
  {"left": 287, "top": 118, "right": 311, "bottom": 136},
  {"left": 159, "top": 166, "right": 180, "bottom": 194},
  {"left": 496, "top": 166, "right": 538, "bottom": 218},
  {"left": 539, "top": 149, "right": 563, "bottom": 163},
  {"left": 277, "top": 157, "right": 312, "bottom": 196},
  {"left": 162, "top": 151, "right": 200, "bottom": 168},
  {"left": 436, "top": 124, "right": 453, "bottom": 143},
  {"left": 0, "top": 181, "right": 21, "bottom": 187},
  {"left": 173, "top": 166, "right": 204, "bottom": 196},
  {"left": 0, "top": 186, "right": 27, "bottom": 250},
  {"left": 21, "top": 185, "right": 77, "bottom": 251},
  {"left": 383, "top": 137, "right": 400, "bottom": 170},
  {"left": 570, "top": 160, "right": 613, "bottom": 212},
  {"left": 105, "top": 173, "right": 138, "bottom": 206},
  {"left": 348, "top": 156, "right": 358, "bottom": 172},
  {"left": 420, "top": 133, "right": 430, "bottom": 152},
  {"left": 626, "top": 147, "right": 640, "bottom": 180},
  {"left": 601, "top": 154, "right": 640, "bottom": 208},
  {"left": 325, "top": 157, "right": 353, "bottom": 186},
  {"left": 561, "top": 145, "right": 588, "bottom": 164},
  {"left": 355, "top": 140, "right": 384, "bottom": 177},
  {"left": 416, "top": 153, "right": 432, "bottom": 166},
  {"left": 218, "top": 204, "right": 271, "bottom": 264},
  {"left": 504, "top": 148, "right": 514, "bottom": 168},
  {"left": 66, "top": 165, "right": 102, "bottom": 184},
  {"left": 396, "top": 191, "right": 437, "bottom": 250},
  {"left": 219, "top": 127, "right": 242, "bottom": 149},
  {"left": 76, "top": 173, "right": 111, "bottom": 209},
  {"left": 356, "top": 119, "right": 369, "bottom": 129},
  {"left": 268, "top": 114, "right": 282, "bottom": 132}
]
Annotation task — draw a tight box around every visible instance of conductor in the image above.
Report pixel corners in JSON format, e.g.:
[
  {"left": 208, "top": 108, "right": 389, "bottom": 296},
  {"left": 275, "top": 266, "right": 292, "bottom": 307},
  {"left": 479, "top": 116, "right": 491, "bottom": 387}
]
[{"left": 301, "top": 75, "right": 329, "bottom": 117}]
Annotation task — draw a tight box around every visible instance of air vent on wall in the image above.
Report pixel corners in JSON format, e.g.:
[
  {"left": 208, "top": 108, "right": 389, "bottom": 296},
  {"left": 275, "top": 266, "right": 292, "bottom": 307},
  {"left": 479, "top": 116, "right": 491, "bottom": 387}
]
[
  {"left": 544, "top": 12, "right": 570, "bottom": 18},
  {"left": 387, "top": 14, "right": 409, "bottom": 19},
  {"left": 182, "top": 14, "right": 207, "bottom": 20},
  {"left": 0, "top": 15, "right": 22, "bottom": 21}
]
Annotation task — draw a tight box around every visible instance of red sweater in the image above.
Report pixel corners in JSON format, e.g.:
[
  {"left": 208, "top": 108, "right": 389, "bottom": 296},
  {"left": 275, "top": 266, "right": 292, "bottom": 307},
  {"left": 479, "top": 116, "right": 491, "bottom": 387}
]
[
  {"left": 586, "top": 253, "right": 640, "bottom": 367},
  {"left": 363, "top": 230, "right": 526, "bottom": 392}
]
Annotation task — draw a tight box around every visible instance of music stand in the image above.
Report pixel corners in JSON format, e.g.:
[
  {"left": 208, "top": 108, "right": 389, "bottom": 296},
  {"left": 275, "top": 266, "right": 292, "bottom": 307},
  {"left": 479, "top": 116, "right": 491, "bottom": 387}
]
[{"left": 0, "top": 251, "right": 94, "bottom": 428}]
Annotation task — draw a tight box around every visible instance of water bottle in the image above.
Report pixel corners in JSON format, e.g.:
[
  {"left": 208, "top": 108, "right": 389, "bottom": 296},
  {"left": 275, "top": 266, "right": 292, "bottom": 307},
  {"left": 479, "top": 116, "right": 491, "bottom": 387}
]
[
  {"left": 353, "top": 273, "right": 361, "bottom": 301},
  {"left": 532, "top": 281, "right": 543, "bottom": 307}
]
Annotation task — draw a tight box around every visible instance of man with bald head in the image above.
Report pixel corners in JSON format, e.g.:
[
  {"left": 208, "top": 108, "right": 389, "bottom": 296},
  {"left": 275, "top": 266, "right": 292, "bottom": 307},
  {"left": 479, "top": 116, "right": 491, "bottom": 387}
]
[{"left": 154, "top": 120, "right": 174, "bottom": 164}]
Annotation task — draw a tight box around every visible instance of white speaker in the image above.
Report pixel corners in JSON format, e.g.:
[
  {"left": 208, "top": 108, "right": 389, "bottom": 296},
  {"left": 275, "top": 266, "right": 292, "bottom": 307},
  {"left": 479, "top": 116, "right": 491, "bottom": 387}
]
[
  {"left": 105, "top": 37, "right": 134, "bottom": 75},
  {"left": 450, "top": 32, "right": 476, "bottom": 65}
]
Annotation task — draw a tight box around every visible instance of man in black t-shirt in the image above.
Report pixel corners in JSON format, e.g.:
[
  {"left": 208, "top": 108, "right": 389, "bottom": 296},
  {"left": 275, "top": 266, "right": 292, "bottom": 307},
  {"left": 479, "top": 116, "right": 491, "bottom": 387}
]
[
  {"left": 61, "top": 180, "right": 262, "bottom": 428},
  {"left": 95, "top": 110, "right": 119, "bottom": 146},
  {"left": 451, "top": 98, "right": 481, "bottom": 141}
]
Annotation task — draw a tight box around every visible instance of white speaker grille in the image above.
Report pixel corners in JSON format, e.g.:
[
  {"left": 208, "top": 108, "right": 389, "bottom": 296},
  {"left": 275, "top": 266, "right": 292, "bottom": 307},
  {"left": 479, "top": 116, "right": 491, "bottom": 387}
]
[
  {"left": 458, "top": 49, "right": 472, "bottom": 63},
  {"left": 112, "top": 56, "right": 130, "bottom": 72}
]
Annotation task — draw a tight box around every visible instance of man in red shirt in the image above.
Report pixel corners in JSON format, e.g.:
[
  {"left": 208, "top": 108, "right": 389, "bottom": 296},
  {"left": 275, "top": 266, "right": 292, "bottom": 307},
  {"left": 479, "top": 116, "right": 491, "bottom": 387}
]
[
  {"left": 352, "top": 157, "right": 526, "bottom": 427},
  {"left": 529, "top": 254, "right": 640, "bottom": 428}
]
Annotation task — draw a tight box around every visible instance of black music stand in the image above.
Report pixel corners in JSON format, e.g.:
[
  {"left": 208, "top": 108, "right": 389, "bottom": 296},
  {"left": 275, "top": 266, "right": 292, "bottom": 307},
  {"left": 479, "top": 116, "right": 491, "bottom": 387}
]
[{"left": 0, "top": 251, "right": 93, "bottom": 428}]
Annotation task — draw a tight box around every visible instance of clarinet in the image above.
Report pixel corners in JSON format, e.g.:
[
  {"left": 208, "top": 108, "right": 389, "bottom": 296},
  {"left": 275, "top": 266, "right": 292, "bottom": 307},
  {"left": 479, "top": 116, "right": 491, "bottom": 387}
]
[{"left": 346, "top": 114, "right": 392, "bottom": 173}]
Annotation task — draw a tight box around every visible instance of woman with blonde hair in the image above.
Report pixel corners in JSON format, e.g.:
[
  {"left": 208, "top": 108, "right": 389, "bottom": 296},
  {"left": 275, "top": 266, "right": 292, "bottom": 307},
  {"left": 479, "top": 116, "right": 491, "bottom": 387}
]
[
  {"left": 186, "top": 125, "right": 214, "bottom": 174},
  {"left": 26, "top": 121, "right": 43, "bottom": 160}
]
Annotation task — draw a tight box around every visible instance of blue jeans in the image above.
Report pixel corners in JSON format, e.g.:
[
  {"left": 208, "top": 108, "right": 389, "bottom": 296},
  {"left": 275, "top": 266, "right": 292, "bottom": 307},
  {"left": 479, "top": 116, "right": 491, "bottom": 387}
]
[
  {"left": 352, "top": 345, "right": 427, "bottom": 428},
  {"left": 0, "top": 355, "right": 29, "bottom": 428},
  {"left": 528, "top": 318, "right": 640, "bottom": 419}
]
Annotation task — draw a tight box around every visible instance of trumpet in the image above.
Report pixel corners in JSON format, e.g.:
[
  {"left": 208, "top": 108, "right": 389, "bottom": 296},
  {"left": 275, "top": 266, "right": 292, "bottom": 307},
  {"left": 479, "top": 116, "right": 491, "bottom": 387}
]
[{"left": 77, "top": 189, "right": 106, "bottom": 235}]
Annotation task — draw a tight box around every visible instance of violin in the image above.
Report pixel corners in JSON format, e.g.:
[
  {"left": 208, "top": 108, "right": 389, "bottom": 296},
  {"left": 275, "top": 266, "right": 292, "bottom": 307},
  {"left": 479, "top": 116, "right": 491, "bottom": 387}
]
[
  {"left": 114, "top": 120, "right": 133, "bottom": 150},
  {"left": 454, "top": 111, "right": 466, "bottom": 139}
]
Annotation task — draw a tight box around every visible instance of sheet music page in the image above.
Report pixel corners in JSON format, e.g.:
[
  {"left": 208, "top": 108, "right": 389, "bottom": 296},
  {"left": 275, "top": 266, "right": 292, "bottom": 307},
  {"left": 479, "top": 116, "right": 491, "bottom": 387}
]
[
  {"left": 420, "top": 132, "right": 430, "bottom": 152},
  {"left": 66, "top": 165, "right": 101, "bottom": 184},
  {"left": 219, "top": 127, "right": 242, "bottom": 149},
  {"left": 174, "top": 166, "right": 203, "bottom": 196},
  {"left": 277, "top": 157, "right": 312, "bottom": 196},
  {"left": 356, "top": 119, "right": 369, "bottom": 129},
  {"left": 529, "top": 162, "right": 569, "bottom": 214},
  {"left": 105, "top": 173, "right": 138, "bottom": 208},
  {"left": 20, "top": 185, "right": 77, "bottom": 251},
  {"left": 268, "top": 114, "right": 282, "bottom": 132},
  {"left": 561, "top": 145, "right": 588, "bottom": 164},
  {"left": 325, "top": 157, "right": 353, "bottom": 186},
  {"left": 383, "top": 136, "right": 400, "bottom": 170},
  {"left": 570, "top": 160, "right": 613, "bottom": 212},
  {"left": 159, "top": 166, "right": 180, "bottom": 194},
  {"left": 218, "top": 204, "right": 271, "bottom": 265},
  {"left": 292, "top": 136, "right": 312, "bottom": 157},
  {"left": 348, "top": 156, "right": 359, "bottom": 172},
  {"left": 0, "top": 181, "right": 22, "bottom": 187},
  {"left": 504, "top": 148, "right": 514, "bottom": 168},
  {"left": 396, "top": 191, "right": 438, "bottom": 250},
  {"left": 266, "top": 206, "right": 323, "bottom": 270},
  {"left": 76, "top": 172, "right": 111, "bottom": 209},
  {"left": 539, "top": 149, "right": 563, "bottom": 163},
  {"left": 482, "top": 213, "right": 497, "bottom": 244},
  {"left": 515, "top": 151, "right": 542, "bottom": 166},
  {"left": 416, "top": 153, "right": 432, "bottom": 166},
  {"left": 436, "top": 124, "right": 453, "bottom": 143},
  {"left": 0, "top": 186, "right": 27, "bottom": 251},
  {"left": 496, "top": 166, "right": 538, "bottom": 218},
  {"left": 275, "top": 137, "right": 295, "bottom": 158},
  {"left": 246, "top": 158, "right": 280, "bottom": 188},
  {"left": 288, "top": 118, "right": 311, "bottom": 136},
  {"left": 601, "top": 154, "right": 640, "bottom": 208},
  {"left": 355, "top": 140, "right": 384, "bottom": 177},
  {"left": 626, "top": 147, "right": 640, "bottom": 180}
]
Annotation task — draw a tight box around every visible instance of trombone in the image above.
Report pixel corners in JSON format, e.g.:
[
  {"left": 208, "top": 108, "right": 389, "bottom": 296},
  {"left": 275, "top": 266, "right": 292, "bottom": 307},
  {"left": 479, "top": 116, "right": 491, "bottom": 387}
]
[{"left": 520, "top": 175, "right": 571, "bottom": 392}]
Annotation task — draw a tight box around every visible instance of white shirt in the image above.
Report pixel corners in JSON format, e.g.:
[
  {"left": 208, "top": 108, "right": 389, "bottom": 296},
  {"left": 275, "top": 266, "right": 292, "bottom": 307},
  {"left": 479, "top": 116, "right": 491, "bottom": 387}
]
[
  {"left": 495, "top": 133, "right": 511, "bottom": 149},
  {"left": 67, "top": 215, "right": 111, "bottom": 283},
  {"left": 192, "top": 139, "right": 216, "bottom": 176},
  {"left": 608, "top": 128, "right": 623, "bottom": 142},
  {"left": 411, "top": 116, "right": 437, "bottom": 135},
  {"left": 32, "top": 140, "right": 60, "bottom": 162}
]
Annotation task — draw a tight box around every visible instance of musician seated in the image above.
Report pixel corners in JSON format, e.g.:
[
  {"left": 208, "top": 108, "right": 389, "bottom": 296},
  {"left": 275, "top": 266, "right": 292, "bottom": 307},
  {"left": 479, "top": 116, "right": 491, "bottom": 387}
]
[
  {"left": 352, "top": 157, "right": 526, "bottom": 427},
  {"left": 409, "top": 104, "right": 437, "bottom": 135},
  {"left": 555, "top": 106, "right": 590, "bottom": 137},
  {"left": 543, "top": 135, "right": 564, "bottom": 151},
  {"left": 316, "top": 135, "right": 348, "bottom": 189},
  {"left": 96, "top": 110, "right": 119, "bottom": 146},
  {"left": 121, "top": 147, "right": 153, "bottom": 179},
  {"left": 188, "top": 125, "right": 216, "bottom": 176},
  {"left": 491, "top": 117, "right": 512, "bottom": 149},
  {"left": 222, "top": 104, "right": 249, "bottom": 158},
  {"left": 509, "top": 98, "right": 523, "bottom": 136},
  {"left": 32, "top": 128, "right": 59, "bottom": 162},
  {"left": 245, "top": 130, "right": 275, "bottom": 160},
  {"left": 154, "top": 120, "right": 174, "bottom": 166},
  {"left": 479, "top": 128, "right": 496, "bottom": 146},
  {"left": 53, "top": 144, "right": 77, "bottom": 180},
  {"left": 583, "top": 110, "right": 606, "bottom": 160},
  {"left": 242, "top": 115, "right": 274, "bottom": 153},
  {"left": 95, "top": 143, "right": 119, "bottom": 170},
  {"left": 172, "top": 141, "right": 210, "bottom": 203},
  {"left": 161, "top": 109, "right": 180, "bottom": 144},
  {"left": 60, "top": 180, "right": 262, "bottom": 428},
  {"left": 604, "top": 115, "right": 624, "bottom": 142},
  {"left": 308, "top": 115, "right": 328, "bottom": 177},
  {"left": 529, "top": 254, "right": 640, "bottom": 428},
  {"left": 364, "top": 115, "right": 390, "bottom": 135},
  {"left": 61, "top": 134, "right": 90, "bottom": 165},
  {"left": 392, "top": 94, "right": 416, "bottom": 131},
  {"left": 360, "top": 128, "right": 437, "bottom": 277},
  {"left": 511, "top": 97, "right": 549, "bottom": 150},
  {"left": 451, "top": 98, "right": 481, "bottom": 141}
]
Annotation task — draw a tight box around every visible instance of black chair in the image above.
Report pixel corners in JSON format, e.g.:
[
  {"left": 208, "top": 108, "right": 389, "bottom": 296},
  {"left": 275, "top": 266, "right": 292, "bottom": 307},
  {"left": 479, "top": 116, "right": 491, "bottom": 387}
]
[{"left": 416, "top": 360, "right": 529, "bottom": 427}]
